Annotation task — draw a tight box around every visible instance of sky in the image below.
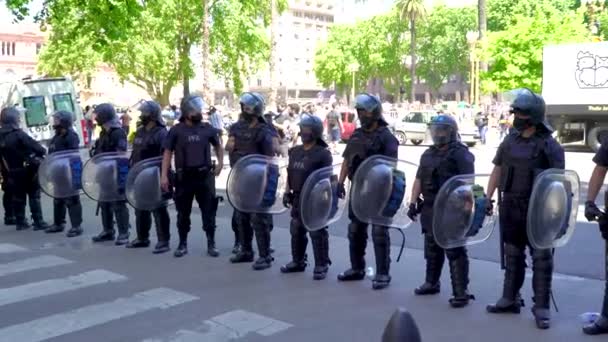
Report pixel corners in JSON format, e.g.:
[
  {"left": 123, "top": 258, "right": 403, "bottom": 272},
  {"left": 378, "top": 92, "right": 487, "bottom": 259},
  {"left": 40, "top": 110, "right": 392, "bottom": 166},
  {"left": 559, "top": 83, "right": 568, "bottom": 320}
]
[{"left": 0, "top": 0, "right": 43, "bottom": 24}]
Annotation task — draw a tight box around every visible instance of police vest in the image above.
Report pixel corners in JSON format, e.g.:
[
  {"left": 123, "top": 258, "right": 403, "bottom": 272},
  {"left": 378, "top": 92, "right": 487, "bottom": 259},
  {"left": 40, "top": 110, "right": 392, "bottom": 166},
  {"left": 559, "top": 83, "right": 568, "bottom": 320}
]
[
  {"left": 131, "top": 126, "right": 164, "bottom": 165},
  {"left": 499, "top": 134, "right": 549, "bottom": 196},
  {"left": 419, "top": 143, "right": 464, "bottom": 203},
  {"left": 345, "top": 126, "right": 389, "bottom": 178}
]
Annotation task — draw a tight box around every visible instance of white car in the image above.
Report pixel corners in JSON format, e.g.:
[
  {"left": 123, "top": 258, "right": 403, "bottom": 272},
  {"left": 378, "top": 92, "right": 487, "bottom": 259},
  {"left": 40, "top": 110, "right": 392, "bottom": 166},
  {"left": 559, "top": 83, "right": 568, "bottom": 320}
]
[{"left": 392, "top": 110, "right": 437, "bottom": 145}]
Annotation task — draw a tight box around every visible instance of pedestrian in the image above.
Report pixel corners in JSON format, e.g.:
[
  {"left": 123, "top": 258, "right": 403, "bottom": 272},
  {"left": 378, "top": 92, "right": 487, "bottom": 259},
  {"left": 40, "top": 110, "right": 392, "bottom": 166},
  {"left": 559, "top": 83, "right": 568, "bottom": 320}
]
[
  {"left": 336, "top": 93, "right": 399, "bottom": 290},
  {"left": 161, "top": 96, "right": 223, "bottom": 258},
  {"left": 121, "top": 110, "right": 132, "bottom": 136},
  {"left": 485, "top": 89, "right": 564, "bottom": 329},
  {"left": 226, "top": 92, "right": 276, "bottom": 270},
  {"left": 45, "top": 110, "right": 83, "bottom": 237},
  {"left": 127, "top": 101, "right": 171, "bottom": 254},
  {"left": 90, "top": 103, "right": 131, "bottom": 245},
  {"left": 325, "top": 103, "right": 343, "bottom": 154},
  {"left": 498, "top": 113, "right": 509, "bottom": 141},
  {"left": 274, "top": 103, "right": 300, "bottom": 157},
  {"left": 475, "top": 111, "right": 489, "bottom": 145},
  {"left": 407, "top": 115, "right": 476, "bottom": 307},
  {"left": 281, "top": 114, "right": 333, "bottom": 280},
  {"left": 0, "top": 106, "right": 50, "bottom": 231}
]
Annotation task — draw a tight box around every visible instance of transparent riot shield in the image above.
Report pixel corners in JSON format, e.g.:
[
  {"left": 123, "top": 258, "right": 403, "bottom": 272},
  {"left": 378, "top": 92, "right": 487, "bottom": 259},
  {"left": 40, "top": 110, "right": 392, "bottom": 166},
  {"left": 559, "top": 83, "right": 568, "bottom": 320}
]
[
  {"left": 432, "top": 174, "right": 497, "bottom": 249},
  {"left": 125, "top": 157, "right": 172, "bottom": 211},
  {"left": 299, "top": 164, "right": 348, "bottom": 231},
  {"left": 350, "top": 155, "right": 417, "bottom": 229},
  {"left": 38, "top": 150, "right": 83, "bottom": 199},
  {"left": 226, "top": 154, "right": 288, "bottom": 214},
  {"left": 527, "top": 169, "right": 580, "bottom": 249},
  {"left": 81, "top": 152, "right": 130, "bottom": 202}
]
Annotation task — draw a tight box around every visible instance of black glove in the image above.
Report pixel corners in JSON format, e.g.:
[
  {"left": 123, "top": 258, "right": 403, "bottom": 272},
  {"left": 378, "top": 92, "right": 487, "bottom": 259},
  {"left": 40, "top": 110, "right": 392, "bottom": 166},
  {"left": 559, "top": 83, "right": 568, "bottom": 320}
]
[
  {"left": 585, "top": 200, "right": 604, "bottom": 222},
  {"left": 407, "top": 202, "right": 418, "bottom": 221},
  {"left": 598, "top": 215, "right": 608, "bottom": 240},
  {"left": 283, "top": 192, "right": 293, "bottom": 208},
  {"left": 485, "top": 198, "right": 495, "bottom": 216},
  {"left": 337, "top": 183, "right": 346, "bottom": 199}
]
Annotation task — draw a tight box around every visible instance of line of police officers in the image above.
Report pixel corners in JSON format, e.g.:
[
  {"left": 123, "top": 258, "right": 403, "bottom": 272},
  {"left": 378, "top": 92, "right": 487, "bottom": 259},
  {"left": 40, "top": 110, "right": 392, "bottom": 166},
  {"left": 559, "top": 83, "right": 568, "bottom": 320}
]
[{"left": 0, "top": 90, "right": 607, "bottom": 335}]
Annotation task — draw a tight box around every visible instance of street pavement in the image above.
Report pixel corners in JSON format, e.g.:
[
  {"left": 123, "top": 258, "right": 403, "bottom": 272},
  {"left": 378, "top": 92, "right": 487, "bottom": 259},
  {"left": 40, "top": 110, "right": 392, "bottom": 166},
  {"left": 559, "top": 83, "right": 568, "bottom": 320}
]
[{"left": 0, "top": 133, "right": 605, "bottom": 341}]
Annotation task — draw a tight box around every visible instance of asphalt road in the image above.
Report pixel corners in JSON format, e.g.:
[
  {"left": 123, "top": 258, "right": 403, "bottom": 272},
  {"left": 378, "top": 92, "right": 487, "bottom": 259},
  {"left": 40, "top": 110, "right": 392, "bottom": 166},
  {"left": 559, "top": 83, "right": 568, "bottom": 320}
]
[{"left": 0, "top": 131, "right": 605, "bottom": 341}]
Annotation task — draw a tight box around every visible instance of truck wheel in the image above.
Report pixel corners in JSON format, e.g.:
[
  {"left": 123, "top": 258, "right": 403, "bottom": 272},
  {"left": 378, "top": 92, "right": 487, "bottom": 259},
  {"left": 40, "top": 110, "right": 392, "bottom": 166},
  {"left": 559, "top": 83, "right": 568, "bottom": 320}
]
[
  {"left": 587, "top": 126, "right": 608, "bottom": 152},
  {"left": 395, "top": 131, "right": 407, "bottom": 145}
]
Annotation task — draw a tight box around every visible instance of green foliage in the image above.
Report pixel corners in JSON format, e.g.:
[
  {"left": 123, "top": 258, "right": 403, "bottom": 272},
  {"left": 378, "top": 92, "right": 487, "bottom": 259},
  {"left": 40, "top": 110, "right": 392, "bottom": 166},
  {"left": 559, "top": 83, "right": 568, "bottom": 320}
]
[
  {"left": 487, "top": 0, "right": 578, "bottom": 32},
  {"left": 483, "top": 2, "right": 590, "bottom": 93},
  {"left": 416, "top": 5, "right": 477, "bottom": 93}
]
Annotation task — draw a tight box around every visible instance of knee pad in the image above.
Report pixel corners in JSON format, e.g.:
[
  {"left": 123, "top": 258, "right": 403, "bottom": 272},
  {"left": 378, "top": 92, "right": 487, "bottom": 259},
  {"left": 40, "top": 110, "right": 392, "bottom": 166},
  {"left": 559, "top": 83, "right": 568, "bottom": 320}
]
[
  {"left": 371, "top": 225, "right": 389, "bottom": 243},
  {"left": 290, "top": 218, "right": 305, "bottom": 236},
  {"left": 348, "top": 222, "right": 367, "bottom": 239},
  {"left": 445, "top": 247, "right": 467, "bottom": 261},
  {"left": 310, "top": 228, "right": 328, "bottom": 241},
  {"left": 531, "top": 249, "right": 553, "bottom": 268}
]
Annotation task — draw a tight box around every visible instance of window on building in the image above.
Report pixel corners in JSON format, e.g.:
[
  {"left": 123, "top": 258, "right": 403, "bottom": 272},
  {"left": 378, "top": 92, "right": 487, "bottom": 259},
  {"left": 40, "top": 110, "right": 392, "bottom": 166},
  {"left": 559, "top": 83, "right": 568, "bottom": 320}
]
[
  {"left": 257, "top": 79, "right": 262, "bottom": 87},
  {"left": 36, "top": 43, "right": 42, "bottom": 55},
  {"left": 12, "top": 42, "right": 16, "bottom": 56},
  {"left": 295, "top": 57, "right": 300, "bottom": 63},
  {"left": 306, "top": 59, "right": 310, "bottom": 64},
  {"left": 294, "top": 33, "right": 299, "bottom": 39},
  {"left": 1, "top": 42, "right": 4, "bottom": 56}
]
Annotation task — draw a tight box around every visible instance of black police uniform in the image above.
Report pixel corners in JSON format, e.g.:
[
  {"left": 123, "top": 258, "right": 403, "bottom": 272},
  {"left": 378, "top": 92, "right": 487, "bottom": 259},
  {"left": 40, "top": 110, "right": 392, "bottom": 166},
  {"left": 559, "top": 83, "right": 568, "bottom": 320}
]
[
  {"left": 129, "top": 125, "right": 170, "bottom": 249},
  {"left": 1, "top": 167, "right": 14, "bottom": 225},
  {"left": 416, "top": 141, "right": 475, "bottom": 305},
  {"left": 47, "top": 129, "right": 83, "bottom": 235},
  {"left": 228, "top": 119, "right": 276, "bottom": 265},
  {"left": 0, "top": 126, "right": 48, "bottom": 230},
  {"left": 164, "top": 121, "right": 221, "bottom": 255},
  {"left": 487, "top": 131, "right": 564, "bottom": 323},
  {"left": 341, "top": 124, "right": 399, "bottom": 284},
  {"left": 92, "top": 126, "right": 131, "bottom": 242},
  {"left": 284, "top": 144, "right": 332, "bottom": 278}
]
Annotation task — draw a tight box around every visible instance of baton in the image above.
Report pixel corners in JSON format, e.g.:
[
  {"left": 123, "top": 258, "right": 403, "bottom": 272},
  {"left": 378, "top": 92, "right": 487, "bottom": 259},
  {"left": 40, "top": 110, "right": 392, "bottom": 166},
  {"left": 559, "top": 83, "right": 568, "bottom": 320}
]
[{"left": 498, "top": 190, "right": 505, "bottom": 270}]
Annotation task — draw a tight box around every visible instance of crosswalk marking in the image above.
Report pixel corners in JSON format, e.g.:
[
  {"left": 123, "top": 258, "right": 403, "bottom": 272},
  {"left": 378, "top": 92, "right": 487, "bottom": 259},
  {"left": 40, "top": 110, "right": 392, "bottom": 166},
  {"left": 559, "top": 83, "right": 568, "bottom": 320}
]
[
  {"left": 0, "top": 255, "right": 72, "bottom": 277},
  {"left": 0, "top": 243, "right": 28, "bottom": 254},
  {"left": 0, "top": 270, "right": 127, "bottom": 307},
  {"left": 0, "top": 288, "right": 199, "bottom": 342}
]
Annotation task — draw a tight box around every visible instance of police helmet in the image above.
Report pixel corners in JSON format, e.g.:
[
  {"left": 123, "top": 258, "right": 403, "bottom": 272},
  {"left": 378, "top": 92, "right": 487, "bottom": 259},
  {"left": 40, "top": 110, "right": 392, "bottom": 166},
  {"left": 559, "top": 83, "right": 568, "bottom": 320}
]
[
  {"left": 509, "top": 89, "right": 546, "bottom": 124},
  {"left": 0, "top": 106, "right": 21, "bottom": 129},
  {"left": 299, "top": 114, "right": 328, "bottom": 147},
  {"left": 239, "top": 92, "right": 265, "bottom": 117},
  {"left": 94, "top": 103, "right": 117, "bottom": 125},
  {"left": 180, "top": 96, "right": 206, "bottom": 118},
  {"left": 52, "top": 110, "right": 74, "bottom": 129},
  {"left": 355, "top": 93, "right": 383, "bottom": 118},
  {"left": 429, "top": 114, "right": 459, "bottom": 146},
  {"left": 139, "top": 100, "right": 164, "bottom": 126}
]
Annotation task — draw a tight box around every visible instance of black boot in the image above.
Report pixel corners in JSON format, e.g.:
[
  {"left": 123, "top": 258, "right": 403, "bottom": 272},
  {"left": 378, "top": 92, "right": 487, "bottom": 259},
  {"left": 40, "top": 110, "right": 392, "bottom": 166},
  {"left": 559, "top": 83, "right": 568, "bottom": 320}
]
[
  {"left": 232, "top": 241, "right": 241, "bottom": 254},
  {"left": 45, "top": 224, "right": 65, "bottom": 234},
  {"left": 32, "top": 220, "right": 51, "bottom": 231},
  {"left": 126, "top": 239, "right": 150, "bottom": 248},
  {"left": 311, "top": 230, "right": 331, "bottom": 280},
  {"left": 174, "top": 241, "right": 188, "bottom": 258},
  {"left": 447, "top": 250, "right": 474, "bottom": 308},
  {"left": 583, "top": 316, "right": 608, "bottom": 335},
  {"left": 531, "top": 249, "right": 553, "bottom": 330},
  {"left": 115, "top": 233, "right": 130, "bottom": 246},
  {"left": 66, "top": 226, "right": 83, "bottom": 238},
  {"left": 230, "top": 250, "right": 254, "bottom": 263},
  {"left": 281, "top": 259, "right": 307, "bottom": 273},
  {"left": 252, "top": 256, "right": 274, "bottom": 270},
  {"left": 16, "top": 221, "right": 31, "bottom": 231},
  {"left": 152, "top": 241, "right": 170, "bottom": 254},
  {"left": 92, "top": 231, "right": 115, "bottom": 242},
  {"left": 206, "top": 230, "right": 219, "bottom": 258},
  {"left": 338, "top": 223, "right": 367, "bottom": 281},
  {"left": 371, "top": 226, "right": 391, "bottom": 290},
  {"left": 252, "top": 215, "right": 273, "bottom": 270},
  {"left": 4, "top": 217, "right": 15, "bottom": 225},
  {"left": 415, "top": 234, "right": 444, "bottom": 295},
  {"left": 487, "top": 244, "right": 526, "bottom": 314},
  {"left": 281, "top": 227, "right": 308, "bottom": 273}
]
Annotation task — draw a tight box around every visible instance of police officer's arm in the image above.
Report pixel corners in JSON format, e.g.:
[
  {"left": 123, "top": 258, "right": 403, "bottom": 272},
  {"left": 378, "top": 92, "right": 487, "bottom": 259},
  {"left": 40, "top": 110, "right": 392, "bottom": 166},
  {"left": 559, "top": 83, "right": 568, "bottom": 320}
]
[
  {"left": 382, "top": 132, "right": 399, "bottom": 159},
  {"left": 19, "top": 132, "right": 46, "bottom": 156},
  {"left": 410, "top": 178, "right": 421, "bottom": 204},
  {"left": 225, "top": 124, "right": 237, "bottom": 152},
  {"left": 588, "top": 142, "right": 608, "bottom": 202},
  {"left": 160, "top": 127, "right": 177, "bottom": 191},
  {"left": 210, "top": 129, "right": 224, "bottom": 176},
  {"left": 258, "top": 127, "right": 275, "bottom": 157},
  {"left": 112, "top": 129, "right": 128, "bottom": 152},
  {"left": 67, "top": 132, "right": 80, "bottom": 150},
  {"left": 486, "top": 142, "right": 504, "bottom": 199}
]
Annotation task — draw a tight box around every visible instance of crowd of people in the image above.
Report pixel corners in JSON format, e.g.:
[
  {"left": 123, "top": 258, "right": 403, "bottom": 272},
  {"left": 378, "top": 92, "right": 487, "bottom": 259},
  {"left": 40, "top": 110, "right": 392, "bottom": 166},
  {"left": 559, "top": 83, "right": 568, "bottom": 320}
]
[{"left": 0, "top": 89, "right": 607, "bottom": 336}]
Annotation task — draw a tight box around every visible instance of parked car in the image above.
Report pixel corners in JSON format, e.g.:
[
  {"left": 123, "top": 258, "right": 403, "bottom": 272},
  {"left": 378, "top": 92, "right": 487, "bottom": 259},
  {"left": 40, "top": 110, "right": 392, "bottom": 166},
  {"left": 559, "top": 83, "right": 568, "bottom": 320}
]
[
  {"left": 340, "top": 111, "right": 357, "bottom": 141},
  {"left": 458, "top": 120, "right": 480, "bottom": 147},
  {"left": 392, "top": 110, "right": 437, "bottom": 145}
]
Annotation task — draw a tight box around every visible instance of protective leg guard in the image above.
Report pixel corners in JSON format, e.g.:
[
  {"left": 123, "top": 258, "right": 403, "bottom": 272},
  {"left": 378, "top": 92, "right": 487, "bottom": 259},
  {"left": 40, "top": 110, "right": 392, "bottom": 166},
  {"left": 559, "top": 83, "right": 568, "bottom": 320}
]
[
  {"left": 446, "top": 247, "right": 474, "bottom": 308},
  {"left": 311, "top": 228, "right": 331, "bottom": 280},
  {"left": 372, "top": 225, "right": 391, "bottom": 290},
  {"left": 531, "top": 248, "right": 553, "bottom": 329},
  {"left": 415, "top": 233, "right": 444, "bottom": 295},
  {"left": 487, "top": 244, "right": 526, "bottom": 314}
]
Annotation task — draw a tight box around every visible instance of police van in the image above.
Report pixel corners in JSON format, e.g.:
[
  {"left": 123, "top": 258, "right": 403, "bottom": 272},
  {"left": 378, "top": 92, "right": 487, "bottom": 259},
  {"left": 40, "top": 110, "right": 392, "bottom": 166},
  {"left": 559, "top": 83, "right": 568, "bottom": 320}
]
[{"left": 1, "top": 77, "right": 87, "bottom": 147}]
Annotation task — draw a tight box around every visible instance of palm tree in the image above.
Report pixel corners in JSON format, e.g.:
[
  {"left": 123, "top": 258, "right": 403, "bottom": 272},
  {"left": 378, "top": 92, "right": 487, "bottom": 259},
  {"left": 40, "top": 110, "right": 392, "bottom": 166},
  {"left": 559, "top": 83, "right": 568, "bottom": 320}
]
[
  {"left": 268, "top": 0, "right": 278, "bottom": 110},
  {"left": 395, "top": 0, "right": 426, "bottom": 103},
  {"left": 478, "top": 0, "right": 487, "bottom": 71},
  {"left": 201, "top": 0, "right": 212, "bottom": 104}
]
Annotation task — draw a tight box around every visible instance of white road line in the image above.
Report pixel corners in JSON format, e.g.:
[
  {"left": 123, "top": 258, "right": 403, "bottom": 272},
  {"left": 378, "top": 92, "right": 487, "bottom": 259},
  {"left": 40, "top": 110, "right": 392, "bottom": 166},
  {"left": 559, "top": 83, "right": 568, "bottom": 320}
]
[
  {"left": 0, "top": 244, "right": 28, "bottom": 254},
  {"left": 143, "top": 310, "right": 293, "bottom": 342},
  {"left": 0, "top": 255, "right": 72, "bottom": 277},
  {"left": 0, "top": 270, "right": 127, "bottom": 307},
  {"left": 0, "top": 288, "right": 199, "bottom": 342}
]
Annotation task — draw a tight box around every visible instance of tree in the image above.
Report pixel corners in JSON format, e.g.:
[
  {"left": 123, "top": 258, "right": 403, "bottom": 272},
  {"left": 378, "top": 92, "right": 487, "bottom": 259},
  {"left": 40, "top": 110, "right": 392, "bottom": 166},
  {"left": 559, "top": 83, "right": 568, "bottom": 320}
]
[
  {"left": 268, "top": 0, "right": 278, "bottom": 109},
  {"left": 483, "top": 2, "right": 590, "bottom": 93},
  {"left": 487, "top": 0, "right": 578, "bottom": 32},
  {"left": 478, "top": 0, "right": 487, "bottom": 71},
  {"left": 416, "top": 5, "right": 477, "bottom": 95},
  {"left": 395, "top": 0, "right": 426, "bottom": 103}
]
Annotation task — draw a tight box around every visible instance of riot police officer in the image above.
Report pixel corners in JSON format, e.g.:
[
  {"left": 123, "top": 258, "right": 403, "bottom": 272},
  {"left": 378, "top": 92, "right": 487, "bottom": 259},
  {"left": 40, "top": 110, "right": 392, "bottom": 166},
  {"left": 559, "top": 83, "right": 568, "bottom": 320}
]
[
  {"left": 45, "top": 110, "right": 83, "bottom": 237},
  {"left": 127, "top": 101, "right": 171, "bottom": 254},
  {"left": 1, "top": 159, "right": 14, "bottom": 225},
  {"left": 485, "top": 89, "right": 564, "bottom": 329},
  {"left": 336, "top": 93, "right": 399, "bottom": 290},
  {"left": 0, "top": 107, "right": 49, "bottom": 231},
  {"left": 161, "top": 96, "right": 223, "bottom": 258},
  {"left": 407, "top": 115, "right": 475, "bottom": 307},
  {"left": 281, "top": 114, "right": 333, "bottom": 280},
  {"left": 90, "top": 103, "right": 131, "bottom": 245},
  {"left": 226, "top": 92, "right": 276, "bottom": 270},
  {"left": 582, "top": 138, "right": 608, "bottom": 335}
]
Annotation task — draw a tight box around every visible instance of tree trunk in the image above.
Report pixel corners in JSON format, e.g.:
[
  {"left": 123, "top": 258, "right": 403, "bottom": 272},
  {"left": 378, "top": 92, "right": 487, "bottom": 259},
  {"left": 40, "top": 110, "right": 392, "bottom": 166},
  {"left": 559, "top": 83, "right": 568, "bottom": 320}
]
[
  {"left": 183, "top": 68, "right": 190, "bottom": 97},
  {"left": 268, "top": 0, "right": 278, "bottom": 111},
  {"left": 201, "top": 0, "right": 212, "bottom": 104},
  {"left": 478, "top": 0, "right": 487, "bottom": 71},
  {"left": 409, "top": 17, "right": 417, "bottom": 103},
  {"left": 157, "top": 91, "right": 171, "bottom": 108}
]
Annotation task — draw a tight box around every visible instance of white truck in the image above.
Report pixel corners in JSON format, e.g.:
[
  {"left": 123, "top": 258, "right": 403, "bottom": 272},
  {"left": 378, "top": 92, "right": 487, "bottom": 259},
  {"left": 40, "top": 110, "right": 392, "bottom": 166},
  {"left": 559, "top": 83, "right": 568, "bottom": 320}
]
[
  {"left": 0, "top": 77, "right": 88, "bottom": 147},
  {"left": 543, "top": 42, "right": 608, "bottom": 151}
]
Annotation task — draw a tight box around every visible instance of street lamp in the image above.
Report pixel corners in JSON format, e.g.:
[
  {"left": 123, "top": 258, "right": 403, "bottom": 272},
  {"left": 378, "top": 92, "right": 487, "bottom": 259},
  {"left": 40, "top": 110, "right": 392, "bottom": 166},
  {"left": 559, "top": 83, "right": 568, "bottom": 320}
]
[
  {"left": 466, "top": 31, "right": 478, "bottom": 105},
  {"left": 348, "top": 62, "right": 360, "bottom": 105},
  {"left": 401, "top": 55, "right": 412, "bottom": 103}
]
